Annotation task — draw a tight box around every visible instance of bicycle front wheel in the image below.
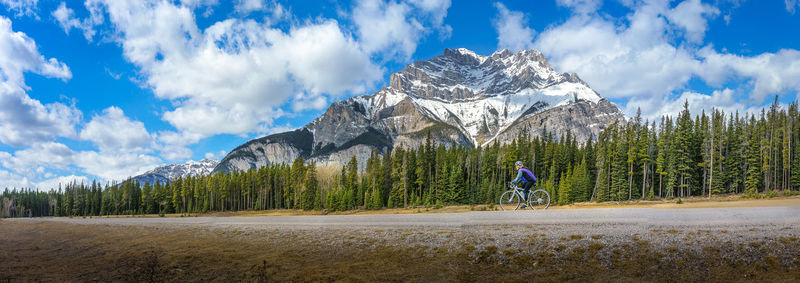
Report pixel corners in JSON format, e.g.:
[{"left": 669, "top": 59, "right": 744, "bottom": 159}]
[
  {"left": 528, "top": 189, "right": 550, "bottom": 210},
  {"left": 499, "top": 190, "right": 521, "bottom": 211}
]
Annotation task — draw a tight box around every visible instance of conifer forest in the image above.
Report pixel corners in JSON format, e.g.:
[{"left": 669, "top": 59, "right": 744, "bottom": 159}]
[{"left": 4, "top": 99, "right": 800, "bottom": 217}]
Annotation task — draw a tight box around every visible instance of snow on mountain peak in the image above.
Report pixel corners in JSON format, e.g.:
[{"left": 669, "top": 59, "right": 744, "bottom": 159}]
[
  {"left": 133, "top": 158, "right": 220, "bottom": 184},
  {"left": 377, "top": 48, "right": 605, "bottom": 144},
  {"left": 388, "top": 48, "right": 599, "bottom": 103}
]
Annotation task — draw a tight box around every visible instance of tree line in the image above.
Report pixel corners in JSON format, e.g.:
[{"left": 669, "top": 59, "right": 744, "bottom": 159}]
[{"left": 3, "top": 99, "right": 800, "bottom": 217}]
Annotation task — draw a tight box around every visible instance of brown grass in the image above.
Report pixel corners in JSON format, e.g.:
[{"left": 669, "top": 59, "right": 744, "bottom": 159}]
[
  {"left": 3, "top": 219, "right": 800, "bottom": 282},
  {"left": 569, "top": 234, "right": 585, "bottom": 240}
]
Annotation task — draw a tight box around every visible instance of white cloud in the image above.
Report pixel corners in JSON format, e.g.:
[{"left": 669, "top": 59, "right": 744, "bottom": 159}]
[
  {"left": 408, "top": 0, "right": 452, "bottom": 38},
  {"left": 0, "top": 141, "right": 162, "bottom": 182},
  {"left": 352, "top": 0, "right": 419, "bottom": 60},
  {"left": 0, "top": 16, "right": 80, "bottom": 147},
  {"left": 522, "top": 0, "right": 800, "bottom": 119},
  {"left": 84, "top": 0, "right": 383, "bottom": 141},
  {"left": 0, "top": 91, "right": 82, "bottom": 147},
  {"left": 180, "top": 0, "right": 218, "bottom": 9},
  {"left": 104, "top": 67, "right": 121, "bottom": 79},
  {"left": 158, "top": 144, "right": 193, "bottom": 161},
  {"left": 408, "top": 0, "right": 450, "bottom": 17},
  {"left": 235, "top": 0, "right": 265, "bottom": 14},
  {"left": 71, "top": 107, "right": 166, "bottom": 177},
  {"left": 625, "top": 88, "right": 746, "bottom": 121},
  {"left": 291, "top": 94, "right": 327, "bottom": 112},
  {"left": 0, "top": 0, "right": 38, "bottom": 18},
  {"left": 533, "top": 4, "right": 700, "bottom": 99},
  {"left": 204, "top": 150, "right": 226, "bottom": 160},
  {"left": 666, "top": 0, "right": 719, "bottom": 44},
  {"left": 52, "top": 2, "right": 96, "bottom": 40},
  {"left": 153, "top": 130, "right": 201, "bottom": 162},
  {"left": 556, "top": 0, "right": 602, "bottom": 14},
  {"left": 0, "top": 142, "right": 76, "bottom": 177},
  {"left": 262, "top": 123, "right": 298, "bottom": 136},
  {"left": 51, "top": 0, "right": 450, "bottom": 157},
  {"left": 0, "top": 169, "right": 32, "bottom": 189},
  {"left": 787, "top": 0, "right": 799, "bottom": 14},
  {"left": 80, "top": 106, "right": 152, "bottom": 153},
  {"left": 75, "top": 150, "right": 161, "bottom": 181},
  {"left": 36, "top": 175, "right": 89, "bottom": 191},
  {"left": 698, "top": 48, "right": 800, "bottom": 103},
  {"left": 1, "top": 104, "right": 167, "bottom": 186},
  {"left": 0, "top": 15, "right": 168, "bottom": 187},
  {"left": 353, "top": 0, "right": 451, "bottom": 60},
  {"left": 493, "top": 2, "right": 535, "bottom": 52},
  {"left": 0, "top": 16, "right": 71, "bottom": 83}
]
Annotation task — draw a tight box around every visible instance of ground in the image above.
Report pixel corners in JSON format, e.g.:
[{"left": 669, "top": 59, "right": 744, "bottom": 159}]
[{"left": 2, "top": 196, "right": 800, "bottom": 282}]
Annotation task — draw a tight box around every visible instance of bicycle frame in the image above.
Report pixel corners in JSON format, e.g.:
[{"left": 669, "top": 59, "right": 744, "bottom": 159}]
[{"left": 500, "top": 183, "right": 550, "bottom": 211}]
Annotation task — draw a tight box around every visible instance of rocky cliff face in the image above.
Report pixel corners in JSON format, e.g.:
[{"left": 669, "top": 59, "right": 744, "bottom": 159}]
[
  {"left": 132, "top": 159, "right": 219, "bottom": 184},
  {"left": 214, "top": 48, "right": 624, "bottom": 173}
]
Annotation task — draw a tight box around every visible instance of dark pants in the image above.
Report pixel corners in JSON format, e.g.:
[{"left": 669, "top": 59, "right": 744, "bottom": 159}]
[{"left": 522, "top": 181, "right": 534, "bottom": 201}]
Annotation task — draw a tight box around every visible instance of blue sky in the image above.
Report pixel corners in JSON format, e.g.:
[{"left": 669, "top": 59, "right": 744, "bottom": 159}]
[{"left": 1, "top": 0, "right": 799, "bottom": 189}]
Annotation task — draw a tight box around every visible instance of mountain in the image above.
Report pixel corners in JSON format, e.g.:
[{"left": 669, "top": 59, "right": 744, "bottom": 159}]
[
  {"left": 132, "top": 159, "right": 219, "bottom": 184},
  {"left": 214, "top": 48, "right": 624, "bottom": 173}
]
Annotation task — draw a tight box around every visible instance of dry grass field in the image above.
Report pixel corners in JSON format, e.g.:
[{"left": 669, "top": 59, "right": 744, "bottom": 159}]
[{"left": 3, "top": 206, "right": 800, "bottom": 282}]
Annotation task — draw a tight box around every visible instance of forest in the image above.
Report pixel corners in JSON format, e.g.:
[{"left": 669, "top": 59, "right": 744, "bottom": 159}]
[{"left": 3, "top": 99, "right": 800, "bottom": 217}]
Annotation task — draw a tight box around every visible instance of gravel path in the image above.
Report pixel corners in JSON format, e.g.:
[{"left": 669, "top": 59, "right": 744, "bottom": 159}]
[
  {"left": 16, "top": 206, "right": 800, "bottom": 251},
  {"left": 22, "top": 206, "right": 800, "bottom": 227}
]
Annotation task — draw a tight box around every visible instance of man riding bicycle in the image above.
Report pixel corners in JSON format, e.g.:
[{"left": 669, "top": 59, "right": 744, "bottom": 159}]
[{"left": 510, "top": 161, "right": 537, "bottom": 209}]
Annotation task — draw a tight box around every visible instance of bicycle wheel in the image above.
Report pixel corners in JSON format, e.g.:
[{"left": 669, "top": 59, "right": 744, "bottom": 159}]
[
  {"left": 499, "top": 190, "right": 521, "bottom": 211},
  {"left": 528, "top": 189, "right": 550, "bottom": 210}
]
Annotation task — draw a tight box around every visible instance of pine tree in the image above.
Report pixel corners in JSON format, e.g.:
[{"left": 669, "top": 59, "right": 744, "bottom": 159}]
[
  {"left": 710, "top": 109, "right": 726, "bottom": 195},
  {"left": 793, "top": 133, "right": 800, "bottom": 190},
  {"left": 675, "top": 101, "right": 694, "bottom": 198},
  {"left": 594, "top": 124, "right": 611, "bottom": 202},
  {"left": 638, "top": 119, "right": 653, "bottom": 200},
  {"left": 745, "top": 116, "right": 763, "bottom": 197},
  {"left": 301, "top": 163, "right": 318, "bottom": 210},
  {"left": 290, "top": 157, "right": 306, "bottom": 209},
  {"left": 389, "top": 147, "right": 405, "bottom": 208},
  {"left": 557, "top": 170, "right": 570, "bottom": 205},
  {"left": 445, "top": 164, "right": 460, "bottom": 204},
  {"left": 405, "top": 150, "right": 416, "bottom": 206},
  {"left": 347, "top": 156, "right": 359, "bottom": 209},
  {"left": 790, "top": 102, "right": 800, "bottom": 190}
]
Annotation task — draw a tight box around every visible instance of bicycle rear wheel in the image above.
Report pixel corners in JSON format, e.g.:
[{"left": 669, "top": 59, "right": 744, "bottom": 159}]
[
  {"left": 528, "top": 189, "right": 550, "bottom": 210},
  {"left": 499, "top": 190, "right": 521, "bottom": 211}
]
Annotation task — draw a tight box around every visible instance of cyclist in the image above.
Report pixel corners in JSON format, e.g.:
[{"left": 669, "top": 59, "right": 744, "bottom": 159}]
[{"left": 510, "top": 161, "right": 537, "bottom": 209}]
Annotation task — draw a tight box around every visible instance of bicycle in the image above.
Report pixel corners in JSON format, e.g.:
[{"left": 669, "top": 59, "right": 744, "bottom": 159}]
[{"left": 499, "top": 183, "right": 551, "bottom": 211}]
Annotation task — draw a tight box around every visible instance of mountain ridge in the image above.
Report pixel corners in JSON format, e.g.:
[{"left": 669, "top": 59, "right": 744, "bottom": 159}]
[
  {"left": 131, "top": 159, "right": 219, "bottom": 185},
  {"left": 213, "top": 48, "right": 625, "bottom": 173}
]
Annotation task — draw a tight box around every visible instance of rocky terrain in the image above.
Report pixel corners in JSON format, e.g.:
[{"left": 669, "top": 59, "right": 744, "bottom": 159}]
[{"left": 214, "top": 48, "right": 625, "bottom": 173}]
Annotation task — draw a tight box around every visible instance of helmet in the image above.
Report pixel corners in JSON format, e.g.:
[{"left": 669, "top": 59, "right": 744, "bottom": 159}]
[{"left": 515, "top": 161, "right": 523, "bottom": 167}]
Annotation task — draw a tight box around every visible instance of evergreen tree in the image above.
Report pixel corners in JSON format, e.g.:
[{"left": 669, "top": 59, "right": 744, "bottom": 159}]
[
  {"left": 447, "top": 164, "right": 465, "bottom": 203},
  {"left": 675, "top": 101, "right": 694, "bottom": 198},
  {"left": 389, "top": 147, "right": 406, "bottom": 208},
  {"left": 301, "top": 163, "right": 318, "bottom": 210},
  {"left": 557, "top": 168, "right": 571, "bottom": 205},
  {"left": 745, "top": 116, "right": 763, "bottom": 197}
]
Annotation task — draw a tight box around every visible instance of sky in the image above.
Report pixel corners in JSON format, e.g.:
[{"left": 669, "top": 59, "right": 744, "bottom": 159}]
[{"left": 1, "top": 0, "right": 799, "bottom": 190}]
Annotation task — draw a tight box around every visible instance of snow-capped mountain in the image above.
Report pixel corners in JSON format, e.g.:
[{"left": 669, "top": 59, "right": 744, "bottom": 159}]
[
  {"left": 214, "top": 48, "right": 624, "bottom": 173},
  {"left": 132, "top": 159, "right": 219, "bottom": 184}
]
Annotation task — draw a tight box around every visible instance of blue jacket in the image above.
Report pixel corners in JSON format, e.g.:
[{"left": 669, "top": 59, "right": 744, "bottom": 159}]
[{"left": 512, "top": 167, "right": 536, "bottom": 185}]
